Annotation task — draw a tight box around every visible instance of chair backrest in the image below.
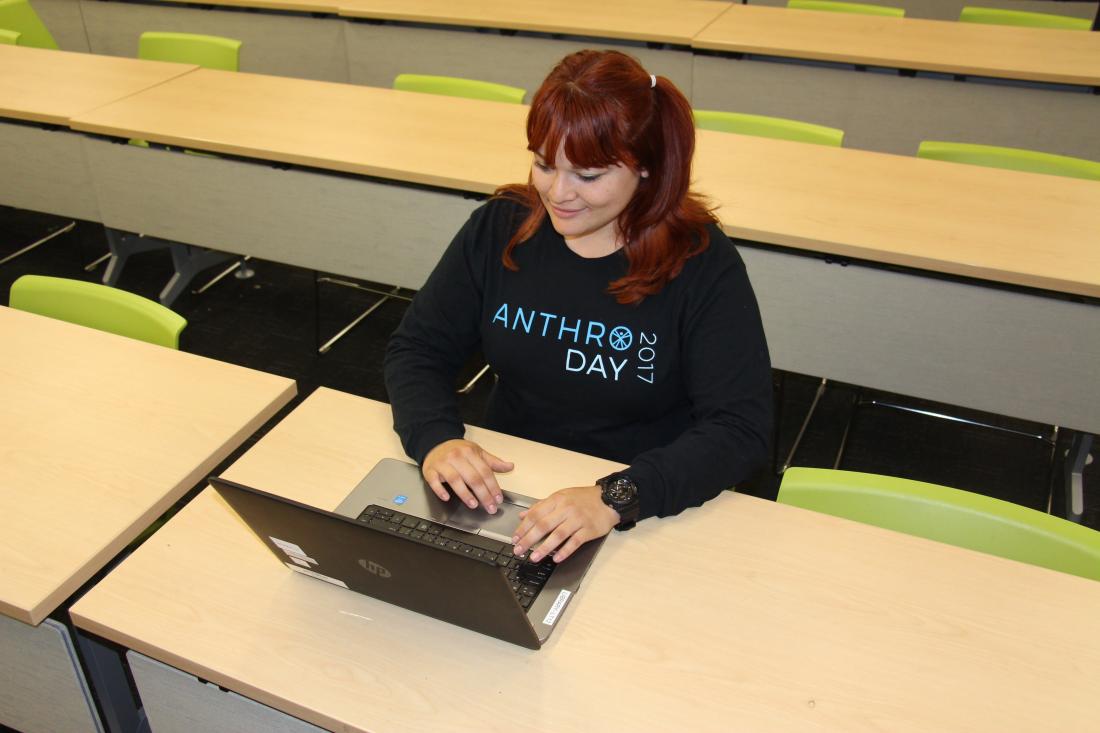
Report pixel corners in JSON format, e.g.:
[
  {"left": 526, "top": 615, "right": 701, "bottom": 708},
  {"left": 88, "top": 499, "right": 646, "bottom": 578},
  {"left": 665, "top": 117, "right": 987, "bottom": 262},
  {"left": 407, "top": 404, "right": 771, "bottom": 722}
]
[
  {"left": 0, "top": 0, "right": 58, "bottom": 48},
  {"left": 959, "top": 6, "right": 1090, "bottom": 30},
  {"left": 9, "top": 275, "right": 187, "bottom": 349},
  {"left": 0, "top": 27, "right": 20, "bottom": 44},
  {"left": 393, "top": 73, "right": 526, "bottom": 104},
  {"left": 778, "top": 468, "right": 1100, "bottom": 582},
  {"left": 787, "top": 0, "right": 905, "bottom": 18},
  {"left": 917, "top": 141, "right": 1100, "bottom": 182},
  {"left": 138, "top": 31, "right": 241, "bottom": 71},
  {"left": 694, "top": 109, "right": 844, "bottom": 147}
]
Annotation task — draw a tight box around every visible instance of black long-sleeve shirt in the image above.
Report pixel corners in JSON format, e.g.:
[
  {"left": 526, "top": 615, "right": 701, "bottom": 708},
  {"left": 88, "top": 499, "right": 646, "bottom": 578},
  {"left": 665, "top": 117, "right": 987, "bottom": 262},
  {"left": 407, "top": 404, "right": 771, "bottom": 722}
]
[{"left": 384, "top": 198, "right": 772, "bottom": 519}]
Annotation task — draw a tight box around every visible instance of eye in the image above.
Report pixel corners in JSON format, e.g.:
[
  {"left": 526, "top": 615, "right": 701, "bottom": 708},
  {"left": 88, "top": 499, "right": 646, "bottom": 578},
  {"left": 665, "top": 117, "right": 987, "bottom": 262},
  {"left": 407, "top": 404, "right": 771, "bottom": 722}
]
[
  {"left": 577, "top": 172, "right": 604, "bottom": 183},
  {"left": 533, "top": 160, "right": 552, "bottom": 173}
]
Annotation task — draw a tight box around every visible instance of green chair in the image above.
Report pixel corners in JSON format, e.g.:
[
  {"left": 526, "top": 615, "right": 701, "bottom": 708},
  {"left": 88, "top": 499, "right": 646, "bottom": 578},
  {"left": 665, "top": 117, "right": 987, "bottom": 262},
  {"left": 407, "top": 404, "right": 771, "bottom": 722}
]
[
  {"left": 138, "top": 31, "right": 241, "bottom": 70},
  {"left": 694, "top": 110, "right": 845, "bottom": 147},
  {"left": 0, "top": 28, "right": 20, "bottom": 44},
  {"left": 100, "top": 31, "right": 247, "bottom": 305},
  {"left": 917, "top": 141, "right": 1100, "bottom": 182},
  {"left": 778, "top": 468, "right": 1100, "bottom": 582},
  {"left": 787, "top": 0, "right": 905, "bottom": 18},
  {"left": 393, "top": 73, "right": 526, "bottom": 104},
  {"left": 9, "top": 275, "right": 187, "bottom": 349},
  {"left": 959, "top": 6, "right": 1091, "bottom": 31},
  {"left": 0, "top": 0, "right": 58, "bottom": 48}
]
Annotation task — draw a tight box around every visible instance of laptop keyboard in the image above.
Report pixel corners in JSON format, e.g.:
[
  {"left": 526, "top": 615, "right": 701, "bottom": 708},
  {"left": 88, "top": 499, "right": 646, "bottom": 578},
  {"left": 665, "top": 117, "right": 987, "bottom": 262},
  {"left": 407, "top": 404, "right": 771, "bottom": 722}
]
[{"left": 357, "top": 504, "right": 556, "bottom": 610}]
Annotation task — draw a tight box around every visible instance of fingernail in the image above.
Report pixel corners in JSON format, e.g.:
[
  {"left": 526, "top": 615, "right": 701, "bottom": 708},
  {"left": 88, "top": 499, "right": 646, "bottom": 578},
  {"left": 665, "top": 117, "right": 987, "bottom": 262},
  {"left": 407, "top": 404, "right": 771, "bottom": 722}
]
[
  {"left": 495, "top": 494, "right": 504, "bottom": 504},
  {"left": 514, "top": 545, "right": 524, "bottom": 555},
  {"left": 467, "top": 499, "right": 477, "bottom": 508},
  {"left": 553, "top": 553, "right": 563, "bottom": 562},
  {"left": 530, "top": 552, "right": 541, "bottom": 562},
  {"left": 511, "top": 535, "right": 519, "bottom": 544},
  {"left": 487, "top": 505, "right": 496, "bottom": 514},
  {"left": 441, "top": 492, "right": 450, "bottom": 500}
]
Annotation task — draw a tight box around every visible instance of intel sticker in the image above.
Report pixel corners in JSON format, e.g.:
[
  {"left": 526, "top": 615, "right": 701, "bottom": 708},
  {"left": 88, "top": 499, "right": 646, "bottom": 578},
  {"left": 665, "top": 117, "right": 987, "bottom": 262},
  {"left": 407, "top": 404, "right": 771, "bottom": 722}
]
[{"left": 393, "top": 495, "right": 408, "bottom": 505}]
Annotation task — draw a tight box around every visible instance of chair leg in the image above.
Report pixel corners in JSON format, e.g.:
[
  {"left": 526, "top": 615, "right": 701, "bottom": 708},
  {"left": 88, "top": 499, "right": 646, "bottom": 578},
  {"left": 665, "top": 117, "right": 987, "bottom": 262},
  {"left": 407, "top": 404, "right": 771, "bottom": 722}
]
[
  {"left": 316, "top": 278, "right": 411, "bottom": 354},
  {"left": 1064, "top": 432, "right": 1093, "bottom": 524},
  {"left": 779, "top": 377, "right": 827, "bottom": 475},
  {"left": 161, "top": 243, "right": 235, "bottom": 306},
  {"left": 0, "top": 220, "right": 76, "bottom": 266},
  {"left": 192, "top": 256, "right": 254, "bottom": 296},
  {"left": 102, "top": 229, "right": 166, "bottom": 287},
  {"left": 457, "top": 364, "right": 492, "bottom": 395},
  {"left": 833, "top": 388, "right": 863, "bottom": 469},
  {"left": 84, "top": 252, "right": 111, "bottom": 272}
]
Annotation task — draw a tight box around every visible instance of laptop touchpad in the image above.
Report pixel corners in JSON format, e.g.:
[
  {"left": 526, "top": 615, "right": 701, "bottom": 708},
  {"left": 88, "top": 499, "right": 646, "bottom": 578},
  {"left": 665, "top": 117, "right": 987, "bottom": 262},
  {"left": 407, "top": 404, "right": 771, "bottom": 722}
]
[{"left": 446, "top": 499, "right": 524, "bottom": 542}]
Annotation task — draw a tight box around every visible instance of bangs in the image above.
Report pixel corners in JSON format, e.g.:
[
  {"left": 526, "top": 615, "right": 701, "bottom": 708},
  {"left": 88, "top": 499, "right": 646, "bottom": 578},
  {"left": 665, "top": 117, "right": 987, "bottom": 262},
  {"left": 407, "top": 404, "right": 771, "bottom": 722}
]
[{"left": 527, "top": 86, "right": 634, "bottom": 169}]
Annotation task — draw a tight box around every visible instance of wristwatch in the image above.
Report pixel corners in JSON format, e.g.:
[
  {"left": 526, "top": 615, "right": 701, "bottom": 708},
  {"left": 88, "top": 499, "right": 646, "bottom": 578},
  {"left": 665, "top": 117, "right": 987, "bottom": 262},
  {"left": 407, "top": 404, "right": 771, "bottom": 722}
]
[{"left": 596, "top": 474, "right": 641, "bottom": 531}]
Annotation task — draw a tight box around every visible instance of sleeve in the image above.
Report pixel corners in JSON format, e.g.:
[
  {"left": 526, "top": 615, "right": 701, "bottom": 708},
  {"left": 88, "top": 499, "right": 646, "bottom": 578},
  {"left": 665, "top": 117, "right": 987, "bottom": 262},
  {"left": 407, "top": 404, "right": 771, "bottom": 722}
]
[
  {"left": 625, "top": 244, "right": 774, "bottom": 519},
  {"left": 383, "top": 202, "right": 499, "bottom": 465}
]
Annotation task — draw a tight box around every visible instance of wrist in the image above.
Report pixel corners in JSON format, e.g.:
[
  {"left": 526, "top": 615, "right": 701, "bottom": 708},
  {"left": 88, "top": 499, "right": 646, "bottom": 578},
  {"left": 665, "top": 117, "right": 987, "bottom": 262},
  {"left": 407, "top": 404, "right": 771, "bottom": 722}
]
[{"left": 596, "top": 474, "right": 640, "bottom": 531}]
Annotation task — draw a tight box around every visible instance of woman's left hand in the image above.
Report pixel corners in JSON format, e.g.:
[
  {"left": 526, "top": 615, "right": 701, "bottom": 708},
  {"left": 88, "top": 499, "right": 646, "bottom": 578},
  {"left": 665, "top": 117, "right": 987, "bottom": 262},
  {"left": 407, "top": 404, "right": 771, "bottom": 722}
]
[{"left": 512, "top": 486, "right": 620, "bottom": 564}]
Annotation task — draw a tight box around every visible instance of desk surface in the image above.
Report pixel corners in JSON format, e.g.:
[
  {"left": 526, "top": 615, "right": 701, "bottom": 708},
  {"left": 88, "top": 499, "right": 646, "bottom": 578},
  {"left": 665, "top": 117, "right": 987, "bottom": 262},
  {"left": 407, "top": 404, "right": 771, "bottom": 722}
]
[
  {"left": 70, "top": 70, "right": 1100, "bottom": 299},
  {"left": 70, "top": 388, "right": 1100, "bottom": 732},
  {"left": 694, "top": 4, "right": 1100, "bottom": 86},
  {"left": 0, "top": 45, "right": 197, "bottom": 126},
  {"left": 154, "top": 0, "right": 341, "bottom": 11},
  {"left": 338, "top": 0, "right": 730, "bottom": 44},
  {"left": 71, "top": 68, "right": 531, "bottom": 193},
  {"left": 0, "top": 307, "right": 295, "bottom": 625},
  {"left": 693, "top": 129, "right": 1100, "bottom": 299}
]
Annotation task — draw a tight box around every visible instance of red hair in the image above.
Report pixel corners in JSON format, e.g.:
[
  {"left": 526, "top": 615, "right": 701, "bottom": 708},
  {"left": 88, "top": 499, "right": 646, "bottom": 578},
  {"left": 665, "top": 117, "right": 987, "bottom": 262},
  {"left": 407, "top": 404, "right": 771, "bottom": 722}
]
[{"left": 496, "top": 50, "right": 716, "bottom": 305}]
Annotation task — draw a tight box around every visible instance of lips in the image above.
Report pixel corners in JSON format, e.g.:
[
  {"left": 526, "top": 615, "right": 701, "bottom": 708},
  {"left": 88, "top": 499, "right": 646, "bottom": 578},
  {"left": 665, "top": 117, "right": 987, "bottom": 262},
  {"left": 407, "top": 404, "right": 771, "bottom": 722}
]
[{"left": 550, "top": 204, "right": 584, "bottom": 219}]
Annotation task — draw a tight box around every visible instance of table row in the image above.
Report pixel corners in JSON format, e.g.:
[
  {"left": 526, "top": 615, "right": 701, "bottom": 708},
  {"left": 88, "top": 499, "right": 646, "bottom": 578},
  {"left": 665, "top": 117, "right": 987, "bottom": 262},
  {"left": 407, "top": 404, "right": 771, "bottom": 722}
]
[
  {"left": 27, "top": 0, "right": 1100, "bottom": 157},
  {"left": 3, "top": 44, "right": 1099, "bottom": 435}
]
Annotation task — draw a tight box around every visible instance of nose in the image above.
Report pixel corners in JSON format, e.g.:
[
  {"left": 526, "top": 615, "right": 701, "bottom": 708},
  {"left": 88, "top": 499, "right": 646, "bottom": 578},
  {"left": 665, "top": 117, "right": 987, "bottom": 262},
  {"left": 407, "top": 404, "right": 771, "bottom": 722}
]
[{"left": 549, "top": 171, "right": 575, "bottom": 202}]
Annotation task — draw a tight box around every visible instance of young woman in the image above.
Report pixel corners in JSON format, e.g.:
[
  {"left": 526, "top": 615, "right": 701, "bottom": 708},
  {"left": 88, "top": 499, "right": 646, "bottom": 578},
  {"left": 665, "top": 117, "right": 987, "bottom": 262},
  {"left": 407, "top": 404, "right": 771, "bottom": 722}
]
[{"left": 384, "top": 50, "right": 772, "bottom": 565}]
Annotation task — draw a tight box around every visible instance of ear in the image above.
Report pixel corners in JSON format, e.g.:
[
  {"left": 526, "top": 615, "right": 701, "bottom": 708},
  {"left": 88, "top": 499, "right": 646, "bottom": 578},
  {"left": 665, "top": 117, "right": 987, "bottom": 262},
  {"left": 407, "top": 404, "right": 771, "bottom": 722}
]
[{"left": 639, "top": 169, "right": 650, "bottom": 179}]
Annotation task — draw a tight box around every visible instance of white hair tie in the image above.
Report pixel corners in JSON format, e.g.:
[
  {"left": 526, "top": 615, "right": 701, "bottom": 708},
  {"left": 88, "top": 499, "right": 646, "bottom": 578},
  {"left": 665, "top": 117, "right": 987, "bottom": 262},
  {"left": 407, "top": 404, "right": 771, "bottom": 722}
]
[{"left": 650, "top": 74, "right": 657, "bottom": 88}]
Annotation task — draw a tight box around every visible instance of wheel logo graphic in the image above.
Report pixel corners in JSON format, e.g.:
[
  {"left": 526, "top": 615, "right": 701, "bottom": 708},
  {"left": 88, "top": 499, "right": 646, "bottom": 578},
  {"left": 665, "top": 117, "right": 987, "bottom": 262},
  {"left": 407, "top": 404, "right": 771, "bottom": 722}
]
[{"left": 609, "top": 327, "right": 633, "bottom": 351}]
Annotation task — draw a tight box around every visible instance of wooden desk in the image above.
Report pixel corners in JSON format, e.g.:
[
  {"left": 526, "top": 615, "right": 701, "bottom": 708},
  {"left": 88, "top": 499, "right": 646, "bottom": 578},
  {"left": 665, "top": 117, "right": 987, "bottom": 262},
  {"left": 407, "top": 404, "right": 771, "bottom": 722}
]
[
  {"left": 70, "top": 389, "right": 1100, "bottom": 732},
  {"left": 691, "top": 5, "right": 1100, "bottom": 158},
  {"left": 67, "top": 70, "right": 1100, "bottom": 432},
  {"left": 337, "top": 0, "right": 713, "bottom": 101},
  {"left": 71, "top": 68, "right": 529, "bottom": 289},
  {"left": 0, "top": 44, "right": 196, "bottom": 220},
  {"left": 0, "top": 305, "right": 296, "bottom": 626},
  {"left": 696, "top": 4, "right": 1100, "bottom": 85},
  {"left": 0, "top": 305, "right": 294, "bottom": 732},
  {"left": 692, "top": 130, "right": 1100, "bottom": 434},
  {"left": 80, "top": 0, "right": 351, "bottom": 83}
]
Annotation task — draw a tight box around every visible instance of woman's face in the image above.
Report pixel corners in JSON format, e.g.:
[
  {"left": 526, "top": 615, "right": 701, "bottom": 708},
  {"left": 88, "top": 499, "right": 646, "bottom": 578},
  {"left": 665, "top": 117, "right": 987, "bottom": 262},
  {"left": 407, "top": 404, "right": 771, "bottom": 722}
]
[{"left": 531, "top": 146, "right": 643, "bottom": 255}]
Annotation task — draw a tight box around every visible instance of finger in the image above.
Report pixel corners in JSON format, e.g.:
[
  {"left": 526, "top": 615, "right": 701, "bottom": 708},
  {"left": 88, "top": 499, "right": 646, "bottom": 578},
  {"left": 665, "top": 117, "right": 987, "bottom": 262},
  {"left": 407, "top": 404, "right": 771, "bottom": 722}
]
[
  {"left": 453, "top": 459, "right": 498, "bottom": 513},
  {"left": 470, "top": 457, "right": 505, "bottom": 507},
  {"left": 482, "top": 449, "right": 515, "bottom": 475},
  {"left": 436, "top": 465, "right": 478, "bottom": 510},
  {"left": 422, "top": 469, "right": 450, "bottom": 501},
  {"left": 530, "top": 519, "right": 581, "bottom": 563},
  {"left": 550, "top": 529, "right": 592, "bottom": 564},
  {"left": 514, "top": 504, "right": 564, "bottom": 557}
]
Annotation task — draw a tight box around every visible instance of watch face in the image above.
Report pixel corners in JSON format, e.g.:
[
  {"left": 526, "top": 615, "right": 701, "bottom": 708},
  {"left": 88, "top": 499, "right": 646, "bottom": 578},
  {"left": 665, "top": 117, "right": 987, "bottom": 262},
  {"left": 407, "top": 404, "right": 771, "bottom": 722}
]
[{"left": 606, "top": 478, "right": 636, "bottom": 505}]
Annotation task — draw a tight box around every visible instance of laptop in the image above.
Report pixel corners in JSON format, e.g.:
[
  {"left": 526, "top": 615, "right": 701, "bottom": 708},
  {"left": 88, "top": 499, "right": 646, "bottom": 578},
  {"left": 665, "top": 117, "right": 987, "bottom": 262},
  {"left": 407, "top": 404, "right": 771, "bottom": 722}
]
[{"left": 209, "top": 458, "right": 604, "bottom": 650}]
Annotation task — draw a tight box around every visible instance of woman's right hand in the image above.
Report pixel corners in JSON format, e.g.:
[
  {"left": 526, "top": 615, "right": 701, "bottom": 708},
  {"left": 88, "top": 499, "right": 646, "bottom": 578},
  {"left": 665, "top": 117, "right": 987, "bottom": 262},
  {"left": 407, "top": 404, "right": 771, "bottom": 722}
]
[{"left": 421, "top": 439, "right": 514, "bottom": 514}]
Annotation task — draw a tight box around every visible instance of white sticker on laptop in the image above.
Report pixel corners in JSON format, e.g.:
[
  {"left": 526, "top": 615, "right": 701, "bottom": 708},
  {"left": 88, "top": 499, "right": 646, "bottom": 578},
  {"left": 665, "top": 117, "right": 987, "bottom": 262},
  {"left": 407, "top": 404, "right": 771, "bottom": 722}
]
[
  {"left": 541, "top": 590, "right": 572, "bottom": 626},
  {"left": 288, "top": 556, "right": 310, "bottom": 568},
  {"left": 285, "top": 563, "right": 349, "bottom": 588},
  {"left": 270, "top": 536, "right": 317, "bottom": 564}
]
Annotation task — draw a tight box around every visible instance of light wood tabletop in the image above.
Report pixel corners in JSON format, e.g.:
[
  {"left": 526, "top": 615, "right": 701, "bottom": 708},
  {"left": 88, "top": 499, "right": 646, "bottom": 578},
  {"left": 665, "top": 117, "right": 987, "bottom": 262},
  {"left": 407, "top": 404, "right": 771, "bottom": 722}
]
[
  {"left": 70, "top": 68, "right": 531, "bottom": 194},
  {"left": 153, "top": 0, "right": 341, "bottom": 12},
  {"left": 66, "top": 67, "right": 1100, "bottom": 297},
  {"left": 693, "top": 129, "right": 1100, "bottom": 299},
  {"left": 0, "top": 45, "right": 197, "bottom": 126},
  {"left": 0, "top": 306, "right": 296, "bottom": 625},
  {"left": 693, "top": 4, "right": 1100, "bottom": 86},
  {"left": 338, "top": 0, "right": 730, "bottom": 44},
  {"left": 69, "top": 388, "right": 1100, "bottom": 732},
  {"left": 69, "top": 68, "right": 1100, "bottom": 298}
]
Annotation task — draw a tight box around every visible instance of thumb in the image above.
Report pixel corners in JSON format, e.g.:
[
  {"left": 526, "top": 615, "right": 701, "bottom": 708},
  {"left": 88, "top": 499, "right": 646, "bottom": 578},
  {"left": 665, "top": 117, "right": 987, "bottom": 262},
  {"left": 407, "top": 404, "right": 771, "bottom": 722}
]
[{"left": 482, "top": 449, "right": 514, "bottom": 473}]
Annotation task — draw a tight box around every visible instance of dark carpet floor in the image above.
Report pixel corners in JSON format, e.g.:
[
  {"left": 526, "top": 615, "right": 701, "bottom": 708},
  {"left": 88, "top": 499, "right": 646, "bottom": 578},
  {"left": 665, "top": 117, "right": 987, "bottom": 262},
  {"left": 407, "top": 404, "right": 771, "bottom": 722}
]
[{"left": 2, "top": 204, "right": 1096, "bottom": 531}]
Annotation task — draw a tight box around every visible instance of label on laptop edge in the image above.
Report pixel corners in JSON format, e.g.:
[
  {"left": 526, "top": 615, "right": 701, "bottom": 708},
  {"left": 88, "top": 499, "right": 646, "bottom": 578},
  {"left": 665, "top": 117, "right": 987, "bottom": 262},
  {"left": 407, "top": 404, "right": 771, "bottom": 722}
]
[
  {"left": 286, "top": 563, "right": 349, "bottom": 589},
  {"left": 542, "top": 590, "right": 571, "bottom": 626}
]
